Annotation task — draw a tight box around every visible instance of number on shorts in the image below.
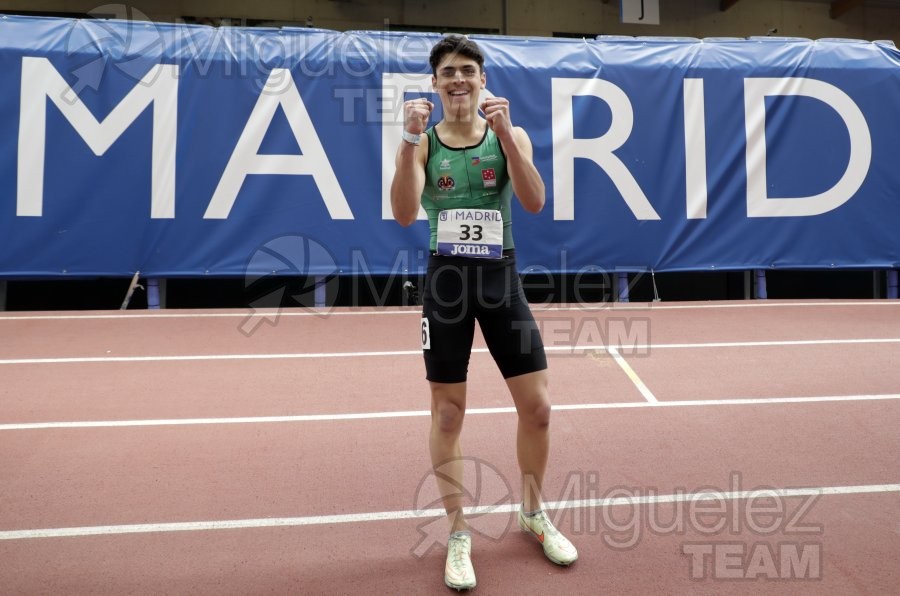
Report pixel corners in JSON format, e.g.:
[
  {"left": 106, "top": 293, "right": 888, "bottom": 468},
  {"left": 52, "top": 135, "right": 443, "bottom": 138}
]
[{"left": 421, "top": 317, "right": 431, "bottom": 350}]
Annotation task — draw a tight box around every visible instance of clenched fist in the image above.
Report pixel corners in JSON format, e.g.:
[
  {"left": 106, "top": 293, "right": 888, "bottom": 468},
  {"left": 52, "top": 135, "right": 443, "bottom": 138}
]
[
  {"left": 404, "top": 98, "right": 434, "bottom": 135},
  {"left": 480, "top": 97, "right": 513, "bottom": 137}
]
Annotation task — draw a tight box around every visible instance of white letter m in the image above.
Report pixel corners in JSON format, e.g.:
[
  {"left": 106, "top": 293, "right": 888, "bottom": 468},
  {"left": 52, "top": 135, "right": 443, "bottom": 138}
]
[{"left": 17, "top": 57, "right": 178, "bottom": 218}]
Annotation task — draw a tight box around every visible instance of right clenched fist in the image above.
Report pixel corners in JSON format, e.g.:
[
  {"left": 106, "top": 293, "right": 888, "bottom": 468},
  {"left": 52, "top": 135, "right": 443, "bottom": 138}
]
[{"left": 403, "top": 98, "right": 434, "bottom": 135}]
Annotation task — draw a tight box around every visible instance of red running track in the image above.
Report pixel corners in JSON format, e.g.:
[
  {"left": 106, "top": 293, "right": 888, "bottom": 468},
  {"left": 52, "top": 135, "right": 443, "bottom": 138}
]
[{"left": 0, "top": 300, "right": 898, "bottom": 594}]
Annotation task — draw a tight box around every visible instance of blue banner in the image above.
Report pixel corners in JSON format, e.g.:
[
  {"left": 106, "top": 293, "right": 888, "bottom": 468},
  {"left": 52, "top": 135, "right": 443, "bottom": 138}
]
[{"left": 1, "top": 15, "right": 898, "bottom": 277}]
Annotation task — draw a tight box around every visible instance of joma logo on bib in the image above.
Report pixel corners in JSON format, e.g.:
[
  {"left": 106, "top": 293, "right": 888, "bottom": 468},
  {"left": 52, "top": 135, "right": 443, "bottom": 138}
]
[{"left": 449, "top": 244, "right": 492, "bottom": 256}]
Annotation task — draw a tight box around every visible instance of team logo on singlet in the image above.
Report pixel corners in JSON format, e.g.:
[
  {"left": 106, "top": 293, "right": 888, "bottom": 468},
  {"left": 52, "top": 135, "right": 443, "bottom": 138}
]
[
  {"left": 481, "top": 168, "right": 496, "bottom": 188},
  {"left": 438, "top": 175, "right": 455, "bottom": 191},
  {"left": 473, "top": 154, "right": 499, "bottom": 166}
]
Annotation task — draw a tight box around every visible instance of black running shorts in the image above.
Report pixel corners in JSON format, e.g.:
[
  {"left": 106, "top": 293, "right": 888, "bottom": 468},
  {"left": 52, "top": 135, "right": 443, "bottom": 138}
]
[{"left": 421, "top": 250, "right": 547, "bottom": 383}]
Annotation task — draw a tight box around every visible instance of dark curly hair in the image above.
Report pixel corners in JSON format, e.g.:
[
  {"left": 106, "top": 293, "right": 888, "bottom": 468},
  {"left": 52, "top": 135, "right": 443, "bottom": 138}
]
[{"left": 429, "top": 34, "right": 485, "bottom": 74}]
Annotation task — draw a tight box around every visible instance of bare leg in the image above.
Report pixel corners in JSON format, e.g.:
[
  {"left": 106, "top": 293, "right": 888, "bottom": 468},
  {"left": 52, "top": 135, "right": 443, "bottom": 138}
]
[
  {"left": 429, "top": 381, "right": 469, "bottom": 533},
  {"left": 505, "top": 369, "right": 552, "bottom": 512}
]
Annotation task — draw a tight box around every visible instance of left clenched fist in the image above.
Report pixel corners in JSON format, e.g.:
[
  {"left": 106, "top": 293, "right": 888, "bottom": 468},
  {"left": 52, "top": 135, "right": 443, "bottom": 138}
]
[{"left": 480, "top": 97, "right": 513, "bottom": 136}]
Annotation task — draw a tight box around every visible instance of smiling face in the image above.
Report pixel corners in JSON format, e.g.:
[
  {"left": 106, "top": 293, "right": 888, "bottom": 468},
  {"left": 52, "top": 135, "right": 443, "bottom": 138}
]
[{"left": 432, "top": 54, "right": 486, "bottom": 120}]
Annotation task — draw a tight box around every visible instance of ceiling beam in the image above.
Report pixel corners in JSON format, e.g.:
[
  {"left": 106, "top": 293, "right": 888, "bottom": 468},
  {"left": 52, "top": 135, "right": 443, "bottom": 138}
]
[
  {"left": 830, "top": 0, "right": 865, "bottom": 19},
  {"left": 720, "top": 0, "right": 741, "bottom": 10}
]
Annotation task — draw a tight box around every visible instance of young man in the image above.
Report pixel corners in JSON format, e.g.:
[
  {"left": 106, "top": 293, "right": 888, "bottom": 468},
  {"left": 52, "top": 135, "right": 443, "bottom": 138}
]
[{"left": 390, "top": 35, "right": 578, "bottom": 590}]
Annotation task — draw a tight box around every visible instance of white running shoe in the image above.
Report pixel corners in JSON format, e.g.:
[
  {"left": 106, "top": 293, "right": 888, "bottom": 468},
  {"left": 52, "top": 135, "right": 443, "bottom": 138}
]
[
  {"left": 518, "top": 509, "right": 579, "bottom": 566},
  {"left": 444, "top": 532, "right": 476, "bottom": 591}
]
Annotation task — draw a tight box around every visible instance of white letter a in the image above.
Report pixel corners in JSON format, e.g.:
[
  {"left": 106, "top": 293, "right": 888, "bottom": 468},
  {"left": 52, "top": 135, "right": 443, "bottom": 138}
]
[{"left": 205, "top": 69, "right": 353, "bottom": 219}]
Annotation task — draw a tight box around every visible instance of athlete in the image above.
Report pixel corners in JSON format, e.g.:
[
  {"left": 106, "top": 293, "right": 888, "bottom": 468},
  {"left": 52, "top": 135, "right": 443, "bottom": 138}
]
[{"left": 390, "top": 35, "right": 578, "bottom": 590}]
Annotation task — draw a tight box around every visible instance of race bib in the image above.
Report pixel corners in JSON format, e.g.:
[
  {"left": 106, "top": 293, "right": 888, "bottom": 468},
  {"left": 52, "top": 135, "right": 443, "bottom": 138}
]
[{"left": 436, "top": 209, "right": 503, "bottom": 259}]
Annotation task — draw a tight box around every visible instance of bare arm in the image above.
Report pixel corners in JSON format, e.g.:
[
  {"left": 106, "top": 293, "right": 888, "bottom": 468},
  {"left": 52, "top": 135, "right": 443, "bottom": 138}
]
[
  {"left": 390, "top": 98, "right": 433, "bottom": 227},
  {"left": 500, "top": 126, "right": 545, "bottom": 213},
  {"left": 481, "top": 98, "right": 545, "bottom": 213},
  {"left": 390, "top": 137, "right": 428, "bottom": 227}
]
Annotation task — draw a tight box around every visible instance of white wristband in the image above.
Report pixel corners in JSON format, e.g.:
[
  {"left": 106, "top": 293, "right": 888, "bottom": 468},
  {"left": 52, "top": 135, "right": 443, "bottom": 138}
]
[{"left": 401, "top": 130, "right": 421, "bottom": 145}]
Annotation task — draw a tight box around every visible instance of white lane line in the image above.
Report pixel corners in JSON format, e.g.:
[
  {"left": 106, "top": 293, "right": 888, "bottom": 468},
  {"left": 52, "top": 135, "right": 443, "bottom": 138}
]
[
  {"left": 1, "top": 338, "right": 898, "bottom": 365},
  {"left": 0, "top": 310, "right": 417, "bottom": 321},
  {"left": 0, "top": 301, "right": 897, "bottom": 321},
  {"left": 607, "top": 346, "right": 657, "bottom": 402},
  {"left": 552, "top": 394, "right": 900, "bottom": 410},
  {"left": 648, "top": 338, "right": 900, "bottom": 349},
  {"left": 539, "top": 301, "right": 900, "bottom": 312},
  {"left": 1, "top": 482, "right": 897, "bottom": 540},
  {"left": 1, "top": 394, "right": 897, "bottom": 431},
  {"left": 0, "top": 350, "right": 423, "bottom": 365}
]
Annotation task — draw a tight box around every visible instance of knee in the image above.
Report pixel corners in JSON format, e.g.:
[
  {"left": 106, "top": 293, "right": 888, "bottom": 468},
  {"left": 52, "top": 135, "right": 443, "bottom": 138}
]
[
  {"left": 521, "top": 399, "right": 551, "bottom": 430},
  {"left": 432, "top": 397, "right": 465, "bottom": 434}
]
